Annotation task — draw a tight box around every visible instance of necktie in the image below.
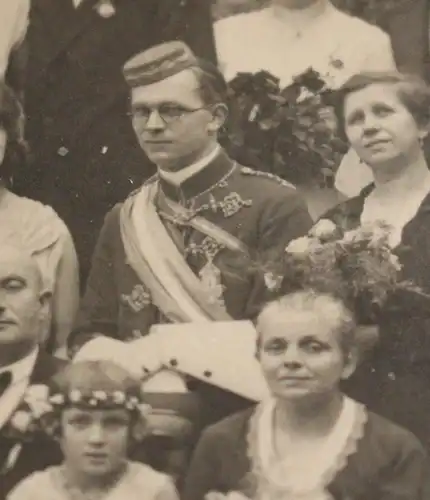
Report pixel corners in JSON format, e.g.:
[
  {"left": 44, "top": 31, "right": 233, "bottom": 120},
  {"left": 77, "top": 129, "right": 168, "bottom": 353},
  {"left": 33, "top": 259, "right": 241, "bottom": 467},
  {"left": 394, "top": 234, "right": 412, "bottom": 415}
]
[{"left": 0, "top": 371, "right": 12, "bottom": 398}]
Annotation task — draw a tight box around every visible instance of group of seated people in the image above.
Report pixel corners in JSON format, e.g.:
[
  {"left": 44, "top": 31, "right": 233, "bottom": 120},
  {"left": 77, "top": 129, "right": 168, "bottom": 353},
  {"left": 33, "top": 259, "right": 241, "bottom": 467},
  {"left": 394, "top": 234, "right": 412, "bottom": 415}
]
[{"left": 2, "top": 6, "right": 430, "bottom": 499}]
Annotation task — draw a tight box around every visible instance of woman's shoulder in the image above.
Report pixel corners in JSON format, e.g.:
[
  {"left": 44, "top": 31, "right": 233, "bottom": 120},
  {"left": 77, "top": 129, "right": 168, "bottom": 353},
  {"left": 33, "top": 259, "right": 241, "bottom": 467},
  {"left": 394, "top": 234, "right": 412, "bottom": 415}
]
[
  {"left": 363, "top": 410, "right": 426, "bottom": 459},
  {"left": 7, "top": 467, "right": 57, "bottom": 499},
  {"left": 330, "top": 6, "right": 391, "bottom": 41}
]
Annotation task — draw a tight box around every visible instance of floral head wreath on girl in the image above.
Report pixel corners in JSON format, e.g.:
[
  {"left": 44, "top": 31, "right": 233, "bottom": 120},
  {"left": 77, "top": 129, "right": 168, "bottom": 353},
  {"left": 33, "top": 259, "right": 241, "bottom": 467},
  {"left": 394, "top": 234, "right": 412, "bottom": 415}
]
[
  {"left": 7, "top": 360, "right": 151, "bottom": 441},
  {"left": 259, "top": 219, "right": 426, "bottom": 325}
]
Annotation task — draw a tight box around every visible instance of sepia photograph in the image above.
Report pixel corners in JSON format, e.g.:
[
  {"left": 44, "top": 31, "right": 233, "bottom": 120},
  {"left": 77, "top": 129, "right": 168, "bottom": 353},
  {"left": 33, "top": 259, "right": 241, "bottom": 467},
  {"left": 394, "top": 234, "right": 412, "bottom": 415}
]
[{"left": 0, "top": 0, "right": 430, "bottom": 498}]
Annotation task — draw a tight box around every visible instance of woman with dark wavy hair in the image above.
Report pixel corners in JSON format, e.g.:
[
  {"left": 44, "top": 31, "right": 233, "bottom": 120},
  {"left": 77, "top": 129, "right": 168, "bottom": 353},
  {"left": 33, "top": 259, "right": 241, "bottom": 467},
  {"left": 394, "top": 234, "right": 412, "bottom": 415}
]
[{"left": 0, "top": 82, "right": 79, "bottom": 354}]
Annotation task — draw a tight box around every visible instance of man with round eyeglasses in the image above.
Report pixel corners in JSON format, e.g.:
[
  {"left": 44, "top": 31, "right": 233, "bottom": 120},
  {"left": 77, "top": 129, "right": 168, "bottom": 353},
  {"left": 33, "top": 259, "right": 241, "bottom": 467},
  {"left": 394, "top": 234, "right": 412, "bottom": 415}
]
[{"left": 69, "top": 42, "right": 312, "bottom": 475}]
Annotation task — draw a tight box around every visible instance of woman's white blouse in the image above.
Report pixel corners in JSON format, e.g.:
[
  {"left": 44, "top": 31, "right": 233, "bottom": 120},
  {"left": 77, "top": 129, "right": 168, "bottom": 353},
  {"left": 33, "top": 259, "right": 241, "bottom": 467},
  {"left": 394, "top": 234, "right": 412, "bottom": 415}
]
[{"left": 215, "top": 3, "right": 395, "bottom": 88}]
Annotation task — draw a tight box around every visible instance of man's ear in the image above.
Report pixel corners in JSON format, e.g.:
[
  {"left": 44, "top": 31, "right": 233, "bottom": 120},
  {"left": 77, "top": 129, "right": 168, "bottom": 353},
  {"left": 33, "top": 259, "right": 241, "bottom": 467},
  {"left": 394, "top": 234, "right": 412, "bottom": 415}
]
[
  {"left": 207, "top": 103, "right": 228, "bottom": 133},
  {"left": 39, "top": 289, "right": 52, "bottom": 318}
]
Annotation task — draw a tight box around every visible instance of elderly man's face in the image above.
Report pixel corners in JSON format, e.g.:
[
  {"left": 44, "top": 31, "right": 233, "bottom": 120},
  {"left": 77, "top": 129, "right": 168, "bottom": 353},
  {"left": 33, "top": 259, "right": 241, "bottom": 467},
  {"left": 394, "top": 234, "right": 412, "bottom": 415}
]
[
  {"left": 0, "top": 248, "right": 49, "bottom": 351},
  {"left": 130, "top": 69, "right": 222, "bottom": 171}
]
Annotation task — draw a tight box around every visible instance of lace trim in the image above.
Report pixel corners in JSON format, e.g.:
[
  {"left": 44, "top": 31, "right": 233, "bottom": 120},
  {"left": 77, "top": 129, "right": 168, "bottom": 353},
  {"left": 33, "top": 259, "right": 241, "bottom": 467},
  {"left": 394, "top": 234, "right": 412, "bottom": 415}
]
[{"left": 246, "top": 397, "right": 368, "bottom": 497}]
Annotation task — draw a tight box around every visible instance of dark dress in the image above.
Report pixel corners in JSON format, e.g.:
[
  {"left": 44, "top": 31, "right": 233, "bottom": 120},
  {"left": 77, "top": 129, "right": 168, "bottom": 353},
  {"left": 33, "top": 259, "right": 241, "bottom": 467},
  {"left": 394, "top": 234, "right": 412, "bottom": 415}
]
[
  {"left": 0, "top": 352, "right": 66, "bottom": 498},
  {"left": 322, "top": 185, "right": 430, "bottom": 451},
  {"left": 15, "top": 0, "right": 217, "bottom": 284},
  {"left": 183, "top": 405, "right": 430, "bottom": 500}
]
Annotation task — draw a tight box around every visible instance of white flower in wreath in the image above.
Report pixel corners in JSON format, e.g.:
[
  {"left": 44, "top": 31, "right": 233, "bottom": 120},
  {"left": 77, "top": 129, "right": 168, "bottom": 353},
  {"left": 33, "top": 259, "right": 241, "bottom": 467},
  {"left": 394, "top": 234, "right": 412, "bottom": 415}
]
[
  {"left": 285, "top": 236, "right": 314, "bottom": 255},
  {"left": 309, "top": 219, "right": 338, "bottom": 241},
  {"left": 24, "top": 384, "right": 52, "bottom": 418},
  {"left": 10, "top": 410, "right": 32, "bottom": 434}
]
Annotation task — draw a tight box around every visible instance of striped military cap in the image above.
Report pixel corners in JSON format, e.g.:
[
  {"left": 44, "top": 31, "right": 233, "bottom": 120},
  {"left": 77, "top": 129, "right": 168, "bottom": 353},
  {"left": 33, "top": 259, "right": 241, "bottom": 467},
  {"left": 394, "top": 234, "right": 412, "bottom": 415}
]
[{"left": 123, "top": 40, "right": 198, "bottom": 88}]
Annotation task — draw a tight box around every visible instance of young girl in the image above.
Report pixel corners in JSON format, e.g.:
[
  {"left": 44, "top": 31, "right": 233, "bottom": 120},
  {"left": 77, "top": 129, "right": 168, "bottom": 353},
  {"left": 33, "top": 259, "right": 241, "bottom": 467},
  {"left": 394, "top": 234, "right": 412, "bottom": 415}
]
[{"left": 7, "top": 360, "right": 179, "bottom": 500}]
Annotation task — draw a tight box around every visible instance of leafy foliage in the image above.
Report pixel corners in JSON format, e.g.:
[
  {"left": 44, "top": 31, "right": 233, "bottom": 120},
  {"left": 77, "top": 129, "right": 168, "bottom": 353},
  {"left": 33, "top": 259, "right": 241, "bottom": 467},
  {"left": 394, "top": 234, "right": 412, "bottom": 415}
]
[
  {"left": 257, "top": 219, "right": 426, "bottom": 324},
  {"left": 220, "top": 69, "right": 348, "bottom": 187}
]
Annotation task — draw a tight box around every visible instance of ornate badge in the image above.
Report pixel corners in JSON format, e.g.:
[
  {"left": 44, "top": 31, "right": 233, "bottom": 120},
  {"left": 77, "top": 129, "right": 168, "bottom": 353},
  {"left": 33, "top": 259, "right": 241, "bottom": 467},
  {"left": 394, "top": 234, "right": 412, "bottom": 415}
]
[
  {"left": 121, "top": 284, "right": 151, "bottom": 313},
  {"left": 199, "top": 261, "right": 225, "bottom": 306}
]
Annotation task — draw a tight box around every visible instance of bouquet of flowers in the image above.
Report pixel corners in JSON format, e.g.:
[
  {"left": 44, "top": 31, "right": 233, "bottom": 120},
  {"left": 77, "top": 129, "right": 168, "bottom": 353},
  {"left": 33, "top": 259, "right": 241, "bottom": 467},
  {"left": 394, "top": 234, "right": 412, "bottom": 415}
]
[
  {"left": 220, "top": 68, "right": 348, "bottom": 187},
  {"left": 261, "top": 219, "right": 425, "bottom": 324}
]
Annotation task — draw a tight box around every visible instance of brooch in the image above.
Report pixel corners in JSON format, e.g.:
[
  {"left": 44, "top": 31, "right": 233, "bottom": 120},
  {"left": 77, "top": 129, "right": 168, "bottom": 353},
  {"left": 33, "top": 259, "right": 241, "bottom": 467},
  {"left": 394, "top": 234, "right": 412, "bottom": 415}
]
[{"left": 94, "top": 0, "right": 116, "bottom": 18}]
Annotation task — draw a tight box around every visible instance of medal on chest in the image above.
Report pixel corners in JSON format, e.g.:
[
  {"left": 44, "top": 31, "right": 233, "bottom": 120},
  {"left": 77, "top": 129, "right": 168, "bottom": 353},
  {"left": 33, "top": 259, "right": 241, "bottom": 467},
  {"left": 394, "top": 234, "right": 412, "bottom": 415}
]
[{"left": 199, "top": 260, "right": 225, "bottom": 306}]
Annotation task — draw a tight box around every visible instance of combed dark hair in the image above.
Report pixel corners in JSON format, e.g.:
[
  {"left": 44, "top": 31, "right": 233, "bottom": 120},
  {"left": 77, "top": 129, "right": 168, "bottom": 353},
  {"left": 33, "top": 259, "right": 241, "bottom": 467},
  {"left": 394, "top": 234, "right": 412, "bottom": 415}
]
[
  {"left": 192, "top": 58, "right": 229, "bottom": 106},
  {"left": 0, "top": 82, "right": 27, "bottom": 184},
  {"left": 333, "top": 71, "right": 430, "bottom": 142}
]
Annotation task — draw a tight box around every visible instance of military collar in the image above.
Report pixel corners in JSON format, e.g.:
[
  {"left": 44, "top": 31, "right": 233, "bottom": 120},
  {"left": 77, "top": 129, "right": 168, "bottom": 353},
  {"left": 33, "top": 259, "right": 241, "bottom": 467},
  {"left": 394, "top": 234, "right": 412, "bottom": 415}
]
[{"left": 158, "top": 149, "right": 236, "bottom": 203}]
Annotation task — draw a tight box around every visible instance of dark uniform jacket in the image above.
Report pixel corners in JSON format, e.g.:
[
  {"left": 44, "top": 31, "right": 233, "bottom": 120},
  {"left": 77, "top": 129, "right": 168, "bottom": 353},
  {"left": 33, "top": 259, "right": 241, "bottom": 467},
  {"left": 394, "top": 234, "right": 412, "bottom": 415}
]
[
  {"left": 14, "top": 0, "right": 217, "bottom": 282},
  {"left": 70, "top": 150, "right": 312, "bottom": 347},
  {"left": 68, "top": 150, "right": 312, "bottom": 423},
  {"left": 0, "top": 352, "right": 66, "bottom": 498}
]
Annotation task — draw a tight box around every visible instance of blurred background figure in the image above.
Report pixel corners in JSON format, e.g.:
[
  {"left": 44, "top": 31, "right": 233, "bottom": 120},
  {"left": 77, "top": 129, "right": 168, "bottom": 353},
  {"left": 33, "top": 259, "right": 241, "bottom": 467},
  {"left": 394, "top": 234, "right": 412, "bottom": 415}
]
[
  {"left": 0, "top": 0, "right": 29, "bottom": 94},
  {"left": 0, "top": 83, "right": 79, "bottom": 354},
  {"left": 12, "top": 0, "right": 216, "bottom": 286}
]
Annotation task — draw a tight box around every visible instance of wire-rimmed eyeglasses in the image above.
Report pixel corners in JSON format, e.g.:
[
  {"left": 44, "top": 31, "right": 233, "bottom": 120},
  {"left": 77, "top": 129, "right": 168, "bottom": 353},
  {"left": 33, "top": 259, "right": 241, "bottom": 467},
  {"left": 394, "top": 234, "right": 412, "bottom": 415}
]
[{"left": 128, "top": 103, "right": 206, "bottom": 125}]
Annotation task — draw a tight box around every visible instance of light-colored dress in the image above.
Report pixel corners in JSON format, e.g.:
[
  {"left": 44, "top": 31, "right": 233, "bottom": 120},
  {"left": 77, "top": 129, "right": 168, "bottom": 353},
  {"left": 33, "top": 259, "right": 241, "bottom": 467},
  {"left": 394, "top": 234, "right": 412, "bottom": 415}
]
[
  {"left": 214, "top": 1, "right": 396, "bottom": 200},
  {"left": 7, "top": 462, "right": 179, "bottom": 500},
  {"left": 0, "top": 189, "right": 79, "bottom": 352},
  {"left": 0, "top": 0, "right": 28, "bottom": 77}
]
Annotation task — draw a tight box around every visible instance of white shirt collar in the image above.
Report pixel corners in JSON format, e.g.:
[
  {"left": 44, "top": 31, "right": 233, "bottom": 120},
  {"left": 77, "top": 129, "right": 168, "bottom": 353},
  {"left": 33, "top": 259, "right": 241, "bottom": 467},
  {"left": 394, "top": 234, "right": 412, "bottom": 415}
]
[
  {"left": 158, "top": 145, "right": 221, "bottom": 186},
  {"left": 0, "top": 347, "right": 39, "bottom": 384}
]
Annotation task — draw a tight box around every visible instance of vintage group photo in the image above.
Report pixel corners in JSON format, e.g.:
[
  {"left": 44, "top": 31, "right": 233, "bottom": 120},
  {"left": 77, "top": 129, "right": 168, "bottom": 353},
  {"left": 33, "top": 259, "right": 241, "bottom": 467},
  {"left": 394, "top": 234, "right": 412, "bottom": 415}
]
[{"left": 1, "top": 0, "right": 430, "bottom": 498}]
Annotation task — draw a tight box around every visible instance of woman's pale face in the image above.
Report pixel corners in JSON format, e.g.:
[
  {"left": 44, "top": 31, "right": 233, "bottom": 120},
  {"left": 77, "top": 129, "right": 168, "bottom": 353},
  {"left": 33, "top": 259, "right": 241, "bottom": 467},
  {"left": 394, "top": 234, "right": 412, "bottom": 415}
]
[
  {"left": 258, "top": 309, "right": 353, "bottom": 401},
  {"left": 343, "top": 83, "right": 426, "bottom": 168},
  {"left": 0, "top": 128, "right": 6, "bottom": 165},
  {"left": 60, "top": 407, "right": 131, "bottom": 480}
]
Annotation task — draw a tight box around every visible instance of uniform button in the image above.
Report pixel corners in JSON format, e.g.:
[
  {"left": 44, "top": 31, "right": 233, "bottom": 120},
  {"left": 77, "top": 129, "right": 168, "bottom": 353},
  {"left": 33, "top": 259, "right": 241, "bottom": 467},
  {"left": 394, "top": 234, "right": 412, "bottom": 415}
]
[
  {"left": 169, "top": 358, "right": 178, "bottom": 367},
  {"left": 388, "top": 371, "right": 396, "bottom": 381},
  {"left": 204, "top": 370, "right": 212, "bottom": 378},
  {"left": 101, "top": 146, "right": 108, "bottom": 154},
  {"left": 57, "top": 146, "right": 69, "bottom": 156}
]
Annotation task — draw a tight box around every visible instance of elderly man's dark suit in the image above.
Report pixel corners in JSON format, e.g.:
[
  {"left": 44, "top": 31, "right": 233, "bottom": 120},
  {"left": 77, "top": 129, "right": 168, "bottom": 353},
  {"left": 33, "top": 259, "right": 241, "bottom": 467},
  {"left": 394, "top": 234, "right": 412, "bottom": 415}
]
[
  {"left": 14, "top": 0, "right": 216, "bottom": 284},
  {"left": 0, "top": 352, "right": 66, "bottom": 498}
]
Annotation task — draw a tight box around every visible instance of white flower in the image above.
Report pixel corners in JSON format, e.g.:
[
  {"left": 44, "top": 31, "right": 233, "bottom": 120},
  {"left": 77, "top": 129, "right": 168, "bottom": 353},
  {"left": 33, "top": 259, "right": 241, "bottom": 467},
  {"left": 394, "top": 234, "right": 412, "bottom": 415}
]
[
  {"left": 342, "top": 229, "right": 360, "bottom": 245},
  {"left": 389, "top": 253, "right": 402, "bottom": 271},
  {"left": 112, "top": 391, "right": 126, "bottom": 404},
  {"left": 285, "top": 236, "right": 313, "bottom": 255},
  {"left": 10, "top": 411, "right": 32, "bottom": 433},
  {"left": 93, "top": 391, "right": 108, "bottom": 401},
  {"left": 24, "top": 384, "right": 52, "bottom": 418},
  {"left": 309, "top": 219, "right": 338, "bottom": 241},
  {"left": 137, "top": 403, "right": 151, "bottom": 418},
  {"left": 24, "top": 384, "right": 49, "bottom": 402},
  {"left": 69, "top": 390, "right": 82, "bottom": 403},
  {"left": 264, "top": 272, "right": 281, "bottom": 291},
  {"left": 49, "top": 394, "right": 65, "bottom": 405}
]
